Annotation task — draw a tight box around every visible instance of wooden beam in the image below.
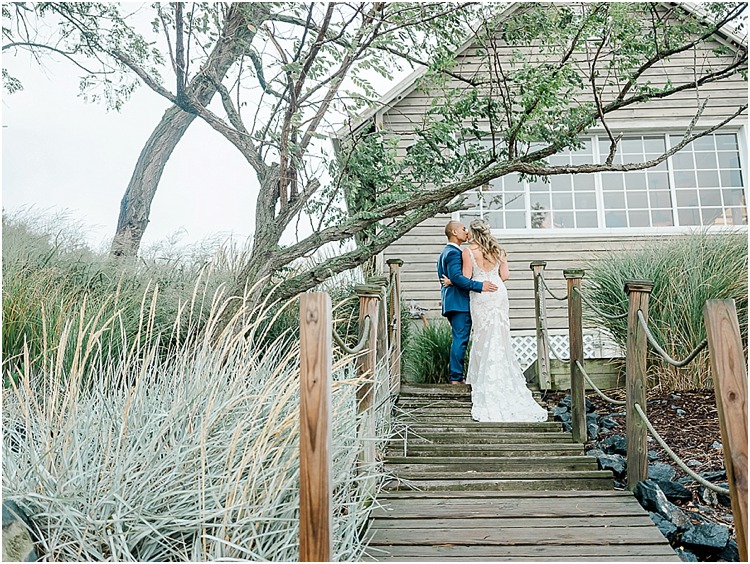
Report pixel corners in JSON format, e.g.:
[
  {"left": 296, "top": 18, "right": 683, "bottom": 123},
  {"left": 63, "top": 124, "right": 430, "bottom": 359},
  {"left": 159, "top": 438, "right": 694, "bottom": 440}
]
[
  {"left": 530, "top": 261, "right": 550, "bottom": 390},
  {"left": 704, "top": 299, "right": 748, "bottom": 562},
  {"left": 355, "top": 284, "right": 380, "bottom": 475},
  {"left": 387, "top": 258, "right": 404, "bottom": 397},
  {"left": 299, "top": 293, "right": 332, "bottom": 562},
  {"left": 624, "top": 280, "right": 653, "bottom": 491},
  {"left": 564, "top": 269, "right": 585, "bottom": 443}
]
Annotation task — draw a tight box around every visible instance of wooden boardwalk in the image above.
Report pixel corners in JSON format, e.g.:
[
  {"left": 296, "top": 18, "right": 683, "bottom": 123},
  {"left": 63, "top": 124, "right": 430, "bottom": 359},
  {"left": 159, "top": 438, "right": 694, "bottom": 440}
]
[{"left": 364, "top": 384, "right": 679, "bottom": 561}]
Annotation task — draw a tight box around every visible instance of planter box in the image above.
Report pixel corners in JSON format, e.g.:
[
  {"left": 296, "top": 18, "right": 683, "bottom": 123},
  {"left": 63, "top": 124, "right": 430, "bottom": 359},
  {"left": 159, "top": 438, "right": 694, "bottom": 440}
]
[{"left": 524, "top": 358, "right": 624, "bottom": 391}]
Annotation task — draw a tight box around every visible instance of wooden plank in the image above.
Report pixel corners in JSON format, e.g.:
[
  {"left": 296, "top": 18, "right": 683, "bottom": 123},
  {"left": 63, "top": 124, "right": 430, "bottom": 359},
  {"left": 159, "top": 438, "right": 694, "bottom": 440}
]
[
  {"left": 565, "top": 269, "right": 586, "bottom": 442},
  {"left": 298, "top": 293, "right": 332, "bottom": 562},
  {"left": 372, "top": 497, "right": 644, "bottom": 515},
  {"left": 377, "top": 490, "right": 635, "bottom": 499},
  {"left": 365, "top": 555, "right": 679, "bottom": 562},
  {"left": 356, "top": 285, "right": 380, "bottom": 474},
  {"left": 369, "top": 515, "right": 656, "bottom": 529},
  {"left": 704, "top": 299, "right": 748, "bottom": 562},
  {"left": 364, "top": 545, "right": 679, "bottom": 560},
  {"left": 368, "top": 525, "right": 669, "bottom": 545}
]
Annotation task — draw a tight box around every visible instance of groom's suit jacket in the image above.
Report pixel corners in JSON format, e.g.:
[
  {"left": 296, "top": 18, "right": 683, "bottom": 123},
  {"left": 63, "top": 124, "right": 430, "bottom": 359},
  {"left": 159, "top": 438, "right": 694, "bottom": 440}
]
[{"left": 437, "top": 243, "right": 483, "bottom": 316}]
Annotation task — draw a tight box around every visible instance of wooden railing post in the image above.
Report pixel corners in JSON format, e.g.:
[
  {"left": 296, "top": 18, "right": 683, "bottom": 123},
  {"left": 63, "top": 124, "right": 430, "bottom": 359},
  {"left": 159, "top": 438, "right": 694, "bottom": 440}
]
[
  {"left": 387, "top": 259, "right": 404, "bottom": 397},
  {"left": 299, "top": 293, "right": 332, "bottom": 562},
  {"left": 704, "top": 299, "right": 748, "bottom": 561},
  {"left": 369, "top": 275, "right": 390, "bottom": 368},
  {"left": 624, "top": 280, "right": 653, "bottom": 491},
  {"left": 355, "top": 284, "right": 380, "bottom": 474},
  {"left": 564, "top": 269, "right": 586, "bottom": 443},
  {"left": 530, "top": 261, "right": 550, "bottom": 389}
]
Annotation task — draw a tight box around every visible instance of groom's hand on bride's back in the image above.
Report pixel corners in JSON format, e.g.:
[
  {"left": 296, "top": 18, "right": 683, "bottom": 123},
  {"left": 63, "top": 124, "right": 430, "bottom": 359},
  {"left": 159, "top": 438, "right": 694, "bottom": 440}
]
[{"left": 481, "top": 281, "right": 498, "bottom": 292}]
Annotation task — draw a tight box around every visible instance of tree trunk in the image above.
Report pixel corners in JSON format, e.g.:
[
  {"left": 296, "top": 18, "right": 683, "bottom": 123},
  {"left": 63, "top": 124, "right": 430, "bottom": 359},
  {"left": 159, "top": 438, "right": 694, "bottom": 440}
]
[{"left": 110, "top": 106, "right": 196, "bottom": 256}]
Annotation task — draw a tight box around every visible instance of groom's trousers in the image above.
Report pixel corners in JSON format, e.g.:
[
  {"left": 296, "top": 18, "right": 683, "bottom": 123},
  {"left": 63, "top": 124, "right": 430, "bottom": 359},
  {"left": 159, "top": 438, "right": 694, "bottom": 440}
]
[{"left": 446, "top": 311, "right": 471, "bottom": 381}]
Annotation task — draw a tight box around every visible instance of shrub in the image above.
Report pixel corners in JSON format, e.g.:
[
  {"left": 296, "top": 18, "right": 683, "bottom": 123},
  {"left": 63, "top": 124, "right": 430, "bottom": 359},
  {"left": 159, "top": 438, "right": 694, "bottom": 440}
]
[
  {"left": 2, "top": 288, "right": 377, "bottom": 561},
  {"left": 584, "top": 231, "right": 748, "bottom": 389},
  {"left": 403, "top": 320, "right": 471, "bottom": 384}
]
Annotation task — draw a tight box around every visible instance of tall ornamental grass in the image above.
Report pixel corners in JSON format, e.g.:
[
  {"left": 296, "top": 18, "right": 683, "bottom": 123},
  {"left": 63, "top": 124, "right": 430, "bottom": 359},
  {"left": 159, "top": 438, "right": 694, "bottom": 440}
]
[
  {"left": 584, "top": 230, "right": 747, "bottom": 389},
  {"left": 403, "top": 321, "right": 470, "bottom": 384},
  {"left": 3, "top": 285, "right": 378, "bottom": 561}
]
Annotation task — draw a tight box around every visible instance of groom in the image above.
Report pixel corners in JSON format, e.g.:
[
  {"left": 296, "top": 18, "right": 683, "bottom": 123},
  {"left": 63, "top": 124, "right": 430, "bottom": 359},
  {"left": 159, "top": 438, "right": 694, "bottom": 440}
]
[{"left": 437, "top": 221, "right": 498, "bottom": 384}]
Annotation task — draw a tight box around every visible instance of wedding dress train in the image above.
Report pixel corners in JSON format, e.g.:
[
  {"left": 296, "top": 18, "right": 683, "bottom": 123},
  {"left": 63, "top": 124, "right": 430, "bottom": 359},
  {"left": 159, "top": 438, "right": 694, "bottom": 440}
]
[{"left": 465, "top": 252, "right": 548, "bottom": 423}]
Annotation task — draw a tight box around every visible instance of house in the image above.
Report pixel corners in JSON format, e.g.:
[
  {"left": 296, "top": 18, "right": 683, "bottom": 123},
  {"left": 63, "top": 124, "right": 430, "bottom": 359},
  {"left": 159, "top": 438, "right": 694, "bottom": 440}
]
[{"left": 335, "top": 2, "right": 748, "bottom": 370}]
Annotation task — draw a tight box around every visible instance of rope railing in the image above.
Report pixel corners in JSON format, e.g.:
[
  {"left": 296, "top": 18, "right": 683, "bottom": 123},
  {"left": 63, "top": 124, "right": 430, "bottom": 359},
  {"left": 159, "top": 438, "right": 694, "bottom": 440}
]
[
  {"left": 538, "top": 274, "right": 568, "bottom": 301},
  {"left": 572, "top": 286, "right": 628, "bottom": 320},
  {"left": 634, "top": 403, "right": 730, "bottom": 495},
  {"left": 636, "top": 310, "right": 709, "bottom": 367},
  {"left": 332, "top": 316, "right": 372, "bottom": 354},
  {"left": 576, "top": 360, "right": 626, "bottom": 406}
]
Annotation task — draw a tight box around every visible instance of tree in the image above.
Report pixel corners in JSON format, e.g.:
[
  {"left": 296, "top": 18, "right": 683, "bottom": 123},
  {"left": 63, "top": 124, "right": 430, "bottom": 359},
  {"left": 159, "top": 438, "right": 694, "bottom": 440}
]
[{"left": 5, "top": 2, "right": 747, "bottom": 308}]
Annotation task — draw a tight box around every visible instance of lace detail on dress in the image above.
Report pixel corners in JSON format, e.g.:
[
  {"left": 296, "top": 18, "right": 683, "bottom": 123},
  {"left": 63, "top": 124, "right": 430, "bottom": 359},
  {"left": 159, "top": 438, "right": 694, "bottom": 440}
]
[{"left": 465, "top": 248, "right": 547, "bottom": 423}]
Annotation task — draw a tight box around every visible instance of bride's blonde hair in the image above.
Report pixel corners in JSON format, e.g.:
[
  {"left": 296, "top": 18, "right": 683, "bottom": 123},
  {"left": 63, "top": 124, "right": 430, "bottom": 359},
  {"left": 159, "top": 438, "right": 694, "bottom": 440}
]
[{"left": 469, "top": 219, "right": 503, "bottom": 265}]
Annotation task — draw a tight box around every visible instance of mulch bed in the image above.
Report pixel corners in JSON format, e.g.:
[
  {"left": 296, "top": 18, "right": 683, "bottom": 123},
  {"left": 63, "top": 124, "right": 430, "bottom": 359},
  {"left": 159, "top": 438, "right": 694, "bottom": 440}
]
[{"left": 543, "top": 388, "right": 735, "bottom": 560}]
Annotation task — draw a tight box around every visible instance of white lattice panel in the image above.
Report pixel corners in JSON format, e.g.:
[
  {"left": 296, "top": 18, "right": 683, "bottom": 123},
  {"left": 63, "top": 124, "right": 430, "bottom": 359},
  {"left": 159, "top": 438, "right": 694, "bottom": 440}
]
[{"left": 512, "top": 328, "right": 623, "bottom": 369}]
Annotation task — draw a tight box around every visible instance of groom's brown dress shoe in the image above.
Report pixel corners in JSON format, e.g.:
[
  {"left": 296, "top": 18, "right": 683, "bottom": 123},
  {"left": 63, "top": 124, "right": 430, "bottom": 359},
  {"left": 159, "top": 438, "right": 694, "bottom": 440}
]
[{"left": 449, "top": 379, "right": 464, "bottom": 385}]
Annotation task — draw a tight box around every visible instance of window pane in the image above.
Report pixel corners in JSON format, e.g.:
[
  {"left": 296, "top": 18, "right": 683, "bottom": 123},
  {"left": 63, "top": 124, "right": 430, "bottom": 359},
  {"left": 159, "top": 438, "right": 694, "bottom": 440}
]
[
  {"left": 622, "top": 138, "right": 643, "bottom": 154},
  {"left": 701, "top": 208, "right": 724, "bottom": 225},
  {"left": 672, "top": 152, "right": 694, "bottom": 170},
  {"left": 605, "top": 211, "right": 628, "bottom": 227},
  {"left": 506, "top": 193, "right": 525, "bottom": 210},
  {"left": 647, "top": 172, "right": 669, "bottom": 190},
  {"left": 628, "top": 210, "right": 650, "bottom": 227},
  {"left": 678, "top": 208, "right": 701, "bottom": 225},
  {"left": 576, "top": 211, "right": 598, "bottom": 228},
  {"left": 644, "top": 137, "right": 666, "bottom": 153},
  {"left": 551, "top": 176, "right": 572, "bottom": 191},
  {"left": 645, "top": 156, "right": 668, "bottom": 171},
  {"left": 715, "top": 134, "right": 738, "bottom": 150},
  {"left": 505, "top": 212, "right": 526, "bottom": 228},
  {"left": 649, "top": 191, "right": 672, "bottom": 208},
  {"left": 723, "top": 189, "right": 745, "bottom": 205},
  {"left": 575, "top": 191, "right": 597, "bottom": 209},
  {"left": 604, "top": 192, "right": 625, "bottom": 208},
  {"left": 601, "top": 173, "right": 624, "bottom": 191},
  {"left": 726, "top": 208, "right": 748, "bottom": 225},
  {"left": 718, "top": 152, "right": 741, "bottom": 168},
  {"left": 552, "top": 192, "right": 573, "bottom": 209},
  {"left": 692, "top": 136, "right": 715, "bottom": 151},
  {"left": 720, "top": 169, "right": 743, "bottom": 187},
  {"left": 530, "top": 193, "right": 550, "bottom": 209},
  {"left": 548, "top": 154, "right": 569, "bottom": 166},
  {"left": 531, "top": 209, "right": 551, "bottom": 229},
  {"left": 529, "top": 180, "right": 547, "bottom": 192},
  {"left": 504, "top": 173, "right": 524, "bottom": 189},
  {"left": 674, "top": 171, "right": 697, "bottom": 188},
  {"left": 697, "top": 171, "right": 720, "bottom": 187},
  {"left": 699, "top": 189, "right": 722, "bottom": 207},
  {"left": 651, "top": 210, "right": 674, "bottom": 227},
  {"left": 553, "top": 212, "right": 574, "bottom": 228},
  {"left": 625, "top": 173, "right": 647, "bottom": 190},
  {"left": 486, "top": 212, "right": 504, "bottom": 229},
  {"left": 695, "top": 152, "right": 717, "bottom": 169},
  {"left": 676, "top": 190, "right": 698, "bottom": 206},
  {"left": 574, "top": 175, "right": 595, "bottom": 190},
  {"left": 485, "top": 193, "right": 505, "bottom": 210},
  {"left": 627, "top": 191, "right": 649, "bottom": 209}
]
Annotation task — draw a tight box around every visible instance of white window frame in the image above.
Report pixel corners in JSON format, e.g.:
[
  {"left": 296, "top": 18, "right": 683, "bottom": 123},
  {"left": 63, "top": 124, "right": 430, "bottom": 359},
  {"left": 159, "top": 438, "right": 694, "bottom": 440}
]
[{"left": 453, "top": 128, "right": 749, "bottom": 238}]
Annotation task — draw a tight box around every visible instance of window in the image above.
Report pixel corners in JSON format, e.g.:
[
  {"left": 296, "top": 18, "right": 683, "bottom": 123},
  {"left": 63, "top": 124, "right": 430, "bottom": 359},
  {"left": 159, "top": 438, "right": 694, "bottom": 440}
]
[{"left": 459, "top": 132, "right": 747, "bottom": 230}]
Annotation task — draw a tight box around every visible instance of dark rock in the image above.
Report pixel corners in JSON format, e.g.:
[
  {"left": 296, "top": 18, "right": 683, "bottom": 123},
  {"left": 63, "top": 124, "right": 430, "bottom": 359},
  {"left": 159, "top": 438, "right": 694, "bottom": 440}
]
[
  {"left": 587, "top": 423, "right": 599, "bottom": 440},
  {"left": 648, "top": 511, "right": 678, "bottom": 542},
  {"left": 602, "top": 434, "right": 627, "bottom": 455},
  {"left": 600, "top": 416, "right": 618, "bottom": 430},
  {"left": 649, "top": 462, "right": 676, "bottom": 483},
  {"left": 552, "top": 405, "right": 569, "bottom": 417},
  {"left": 681, "top": 523, "right": 730, "bottom": 553},
  {"left": 670, "top": 404, "right": 680, "bottom": 410},
  {"left": 562, "top": 422, "right": 572, "bottom": 432},
  {"left": 558, "top": 395, "right": 572, "bottom": 409},
  {"left": 699, "top": 484, "right": 731, "bottom": 508},
  {"left": 676, "top": 408, "right": 686, "bottom": 416},
  {"left": 675, "top": 548, "right": 699, "bottom": 562},
  {"left": 634, "top": 481, "right": 691, "bottom": 530},
  {"left": 711, "top": 441, "right": 723, "bottom": 450},
  {"left": 597, "top": 454, "right": 626, "bottom": 478},
  {"left": 554, "top": 411, "right": 572, "bottom": 424},
  {"left": 648, "top": 450, "right": 661, "bottom": 461},
  {"left": 2, "top": 500, "right": 38, "bottom": 562},
  {"left": 686, "top": 459, "right": 702, "bottom": 468},
  {"left": 718, "top": 539, "right": 739, "bottom": 562},
  {"left": 670, "top": 393, "right": 682, "bottom": 400},
  {"left": 585, "top": 448, "right": 604, "bottom": 458},
  {"left": 585, "top": 398, "right": 596, "bottom": 413},
  {"left": 701, "top": 470, "right": 727, "bottom": 482},
  {"left": 586, "top": 412, "right": 599, "bottom": 424},
  {"left": 654, "top": 479, "right": 693, "bottom": 503}
]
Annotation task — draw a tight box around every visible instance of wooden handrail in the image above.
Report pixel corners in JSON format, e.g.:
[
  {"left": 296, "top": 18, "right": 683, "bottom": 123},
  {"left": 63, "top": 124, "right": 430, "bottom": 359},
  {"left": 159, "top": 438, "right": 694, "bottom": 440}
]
[
  {"left": 564, "top": 269, "right": 586, "bottom": 443},
  {"left": 387, "top": 259, "right": 404, "bottom": 397},
  {"left": 704, "top": 299, "right": 748, "bottom": 561},
  {"left": 624, "top": 280, "right": 654, "bottom": 491}
]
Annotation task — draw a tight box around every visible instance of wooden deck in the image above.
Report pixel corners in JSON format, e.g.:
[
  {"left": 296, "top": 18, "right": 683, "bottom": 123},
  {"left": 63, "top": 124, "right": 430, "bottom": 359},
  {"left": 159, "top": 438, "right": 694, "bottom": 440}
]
[{"left": 364, "top": 384, "right": 679, "bottom": 562}]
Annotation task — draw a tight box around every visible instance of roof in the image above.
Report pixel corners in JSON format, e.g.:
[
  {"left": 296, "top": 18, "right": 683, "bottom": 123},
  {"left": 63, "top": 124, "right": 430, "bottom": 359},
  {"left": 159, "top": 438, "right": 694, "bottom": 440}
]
[{"left": 332, "top": 1, "right": 747, "bottom": 142}]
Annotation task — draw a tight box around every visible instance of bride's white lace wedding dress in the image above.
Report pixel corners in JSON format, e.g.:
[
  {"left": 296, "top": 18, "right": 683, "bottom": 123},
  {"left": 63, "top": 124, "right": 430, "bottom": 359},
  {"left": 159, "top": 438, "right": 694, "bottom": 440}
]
[{"left": 465, "top": 251, "right": 548, "bottom": 423}]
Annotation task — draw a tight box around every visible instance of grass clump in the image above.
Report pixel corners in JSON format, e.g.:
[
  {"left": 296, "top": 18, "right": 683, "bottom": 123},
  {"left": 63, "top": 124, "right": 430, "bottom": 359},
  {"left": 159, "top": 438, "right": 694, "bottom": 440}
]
[
  {"left": 403, "top": 320, "right": 470, "bottom": 384},
  {"left": 584, "top": 230, "right": 747, "bottom": 389},
  {"left": 3, "top": 287, "right": 377, "bottom": 561}
]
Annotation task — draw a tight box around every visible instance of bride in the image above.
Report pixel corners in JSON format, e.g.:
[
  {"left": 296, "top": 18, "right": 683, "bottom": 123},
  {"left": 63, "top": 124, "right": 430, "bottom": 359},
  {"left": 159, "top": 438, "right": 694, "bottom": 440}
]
[{"left": 443, "top": 219, "right": 547, "bottom": 423}]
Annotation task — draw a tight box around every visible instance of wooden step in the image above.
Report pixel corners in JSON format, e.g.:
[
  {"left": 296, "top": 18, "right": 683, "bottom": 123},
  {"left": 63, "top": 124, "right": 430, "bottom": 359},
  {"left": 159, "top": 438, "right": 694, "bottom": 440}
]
[
  {"left": 385, "top": 455, "right": 598, "bottom": 473},
  {"left": 388, "top": 444, "right": 584, "bottom": 457},
  {"left": 399, "top": 421, "right": 562, "bottom": 432},
  {"left": 388, "top": 431, "right": 576, "bottom": 444},
  {"left": 382, "top": 471, "right": 615, "bottom": 491}
]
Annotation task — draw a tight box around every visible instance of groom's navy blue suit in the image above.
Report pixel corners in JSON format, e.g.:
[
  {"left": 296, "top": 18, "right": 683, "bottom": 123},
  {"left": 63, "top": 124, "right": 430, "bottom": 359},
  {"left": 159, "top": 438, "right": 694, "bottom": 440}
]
[{"left": 437, "top": 243, "right": 484, "bottom": 382}]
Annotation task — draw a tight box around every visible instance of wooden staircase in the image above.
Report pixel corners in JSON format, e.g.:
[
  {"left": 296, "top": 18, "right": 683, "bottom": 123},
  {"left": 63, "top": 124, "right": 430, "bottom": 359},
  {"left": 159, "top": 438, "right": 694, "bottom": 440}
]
[{"left": 364, "top": 384, "right": 679, "bottom": 561}]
